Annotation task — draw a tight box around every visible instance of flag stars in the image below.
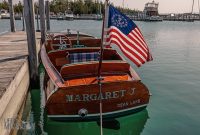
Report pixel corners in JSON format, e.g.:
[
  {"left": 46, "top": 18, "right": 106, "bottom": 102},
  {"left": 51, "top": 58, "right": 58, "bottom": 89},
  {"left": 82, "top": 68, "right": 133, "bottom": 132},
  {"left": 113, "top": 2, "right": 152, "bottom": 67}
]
[{"left": 111, "top": 14, "right": 128, "bottom": 28}]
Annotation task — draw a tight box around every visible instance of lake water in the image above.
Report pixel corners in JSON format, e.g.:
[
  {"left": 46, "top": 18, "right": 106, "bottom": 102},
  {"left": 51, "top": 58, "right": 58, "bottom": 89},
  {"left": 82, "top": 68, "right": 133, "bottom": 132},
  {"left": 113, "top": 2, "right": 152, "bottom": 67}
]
[{"left": 1, "top": 19, "right": 200, "bottom": 135}]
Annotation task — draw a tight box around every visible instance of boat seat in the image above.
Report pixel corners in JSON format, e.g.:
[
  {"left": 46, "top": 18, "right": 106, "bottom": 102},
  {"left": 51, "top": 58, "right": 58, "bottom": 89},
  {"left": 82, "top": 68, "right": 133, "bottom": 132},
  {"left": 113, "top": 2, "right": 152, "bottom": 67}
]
[
  {"left": 48, "top": 51, "right": 100, "bottom": 69},
  {"left": 48, "top": 50, "right": 70, "bottom": 70},
  {"left": 47, "top": 48, "right": 123, "bottom": 71},
  {"left": 68, "top": 52, "right": 100, "bottom": 63},
  {"left": 60, "top": 61, "right": 130, "bottom": 80}
]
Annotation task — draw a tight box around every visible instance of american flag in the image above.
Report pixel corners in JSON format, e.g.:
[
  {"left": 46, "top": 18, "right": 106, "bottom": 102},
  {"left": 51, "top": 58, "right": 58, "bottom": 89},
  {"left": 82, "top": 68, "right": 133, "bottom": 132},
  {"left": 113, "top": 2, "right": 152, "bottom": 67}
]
[{"left": 104, "top": 5, "right": 153, "bottom": 67}]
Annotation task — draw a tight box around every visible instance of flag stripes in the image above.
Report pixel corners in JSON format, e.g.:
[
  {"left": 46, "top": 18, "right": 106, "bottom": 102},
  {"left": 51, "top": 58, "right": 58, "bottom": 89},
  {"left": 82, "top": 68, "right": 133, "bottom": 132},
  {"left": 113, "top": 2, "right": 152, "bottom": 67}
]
[
  {"left": 105, "top": 5, "right": 153, "bottom": 66},
  {"left": 105, "top": 26, "right": 151, "bottom": 66},
  {"left": 107, "top": 27, "right": 147, "bottom": 59}
]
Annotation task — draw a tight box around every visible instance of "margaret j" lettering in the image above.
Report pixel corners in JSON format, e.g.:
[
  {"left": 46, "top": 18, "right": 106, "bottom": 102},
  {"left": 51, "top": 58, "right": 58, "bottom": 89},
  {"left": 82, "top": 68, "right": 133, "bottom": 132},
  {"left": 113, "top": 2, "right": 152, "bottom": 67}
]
[{"left": 66, "top": 90, "right": 127, "bottom": 102}]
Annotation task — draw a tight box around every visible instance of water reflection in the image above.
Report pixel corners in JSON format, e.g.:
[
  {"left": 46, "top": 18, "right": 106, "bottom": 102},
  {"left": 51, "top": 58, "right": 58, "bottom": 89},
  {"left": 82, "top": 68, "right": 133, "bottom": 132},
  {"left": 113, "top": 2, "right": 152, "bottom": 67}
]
[{"left": 30, "top": 89, "right": 149, "bottom": 135}]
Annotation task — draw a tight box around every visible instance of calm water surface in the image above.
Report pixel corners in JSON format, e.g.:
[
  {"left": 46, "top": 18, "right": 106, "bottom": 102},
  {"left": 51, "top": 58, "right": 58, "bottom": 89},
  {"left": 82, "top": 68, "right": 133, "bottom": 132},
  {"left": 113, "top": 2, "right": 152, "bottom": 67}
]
[{"left": 1, "top": 19, "right": 200, "bottom": 135}]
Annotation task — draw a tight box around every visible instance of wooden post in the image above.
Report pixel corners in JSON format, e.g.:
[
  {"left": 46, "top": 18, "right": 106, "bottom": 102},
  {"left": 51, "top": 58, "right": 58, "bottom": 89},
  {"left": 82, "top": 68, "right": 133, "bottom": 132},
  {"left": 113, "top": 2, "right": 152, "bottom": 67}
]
[
  {"left": 22, "top": 6, "right": 25, "bottom": 31},
  {"left": 39, "top": 0, "right": 46, "bottom": 44},
  {"left": 45, "top": 0, "right": 50, "bottom": 31},
  {"left": 24, "top": 0, "right": 39, "bottom": 88},
  {"left": 8, "top": 0, "right": 16, "bottom": 32},
  {"left": 36, "top": 6, "right": 40, "bottom": 32}
]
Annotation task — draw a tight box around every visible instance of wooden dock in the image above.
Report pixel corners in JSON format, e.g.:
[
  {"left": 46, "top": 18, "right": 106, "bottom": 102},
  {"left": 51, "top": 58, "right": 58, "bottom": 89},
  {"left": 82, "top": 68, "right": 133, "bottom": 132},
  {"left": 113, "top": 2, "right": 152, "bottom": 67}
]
[{"left": 0, "top": 31, "right": 40, "bottom": 135}]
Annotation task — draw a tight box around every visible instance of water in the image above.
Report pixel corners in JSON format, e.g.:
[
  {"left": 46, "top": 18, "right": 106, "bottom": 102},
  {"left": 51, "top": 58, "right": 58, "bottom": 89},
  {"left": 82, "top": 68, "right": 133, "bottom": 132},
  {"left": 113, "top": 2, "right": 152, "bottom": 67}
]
[{"left": 1, "top": 19, "right": 200, "bottom": 135}]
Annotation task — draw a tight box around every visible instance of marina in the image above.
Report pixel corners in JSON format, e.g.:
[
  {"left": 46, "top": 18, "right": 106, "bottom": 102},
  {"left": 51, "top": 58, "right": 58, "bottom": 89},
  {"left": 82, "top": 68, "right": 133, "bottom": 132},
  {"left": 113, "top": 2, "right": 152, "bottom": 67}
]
[
  {"left": 0, "top": 0, "right": 200, "bottom": 135},
  {"left": 1, "top": 0, "right": 200, "bottom": 22}
]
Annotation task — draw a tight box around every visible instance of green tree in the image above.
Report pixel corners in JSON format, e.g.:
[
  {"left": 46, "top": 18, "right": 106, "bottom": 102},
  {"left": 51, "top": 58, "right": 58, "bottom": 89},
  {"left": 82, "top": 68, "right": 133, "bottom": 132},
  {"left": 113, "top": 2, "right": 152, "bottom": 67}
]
[
  {"left": 71, "top": 0, "right": 84, "bottom": 15},
  {"left": 48, "top": 0, "right": 139, "bottom": 15},
  {"left": 0, "top": 0, "right": 9, "bottom": 10},
  {"left": 14, "top": 1, "right": 23, "bottom": 14}
]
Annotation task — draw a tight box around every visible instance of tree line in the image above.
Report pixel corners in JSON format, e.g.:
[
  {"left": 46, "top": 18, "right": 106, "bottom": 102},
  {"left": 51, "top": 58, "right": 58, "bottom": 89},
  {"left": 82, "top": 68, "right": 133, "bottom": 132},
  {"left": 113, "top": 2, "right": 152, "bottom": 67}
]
[
  {"left": 0, "top": 1, "right": 23, "bottom": 14},
  {"left": 0, "top": 0, "right": 139, "bottom": 15}
]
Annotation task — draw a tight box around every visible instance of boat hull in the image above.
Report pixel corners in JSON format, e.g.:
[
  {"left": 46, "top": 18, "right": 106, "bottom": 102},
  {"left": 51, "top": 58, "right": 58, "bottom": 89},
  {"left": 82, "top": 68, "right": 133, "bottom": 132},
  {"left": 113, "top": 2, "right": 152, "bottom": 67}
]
[{"left": 45, "top": 80, "right": 150, "bottom": 121}]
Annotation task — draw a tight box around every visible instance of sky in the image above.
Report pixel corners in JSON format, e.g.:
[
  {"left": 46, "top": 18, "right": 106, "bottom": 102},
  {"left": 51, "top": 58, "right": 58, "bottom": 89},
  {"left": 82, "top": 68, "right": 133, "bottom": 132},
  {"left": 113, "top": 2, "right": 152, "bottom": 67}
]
[
  {"left": 108, "top": 0, "right": 200, "bottom": 13},
  {"left": 4, "top": 0, "right": 200, "bottom": 13}
]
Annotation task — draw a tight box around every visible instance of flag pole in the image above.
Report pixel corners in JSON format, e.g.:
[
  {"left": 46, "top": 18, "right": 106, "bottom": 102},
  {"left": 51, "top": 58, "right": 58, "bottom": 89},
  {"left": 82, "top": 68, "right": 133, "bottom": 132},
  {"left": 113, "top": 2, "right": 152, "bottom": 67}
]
[
  {"left": 97, "top": 0, "right": 108, "bottom": 78},
  {"left": 97, "top": 0, "right": 109, "bottom": 135}
]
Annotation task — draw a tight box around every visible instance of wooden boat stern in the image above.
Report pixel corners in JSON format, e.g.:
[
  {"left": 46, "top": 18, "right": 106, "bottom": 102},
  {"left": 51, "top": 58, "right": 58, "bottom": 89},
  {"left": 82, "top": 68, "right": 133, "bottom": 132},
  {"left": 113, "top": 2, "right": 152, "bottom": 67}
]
[{"left": 45, "top": 80, "right": 150, "bottom": 121}]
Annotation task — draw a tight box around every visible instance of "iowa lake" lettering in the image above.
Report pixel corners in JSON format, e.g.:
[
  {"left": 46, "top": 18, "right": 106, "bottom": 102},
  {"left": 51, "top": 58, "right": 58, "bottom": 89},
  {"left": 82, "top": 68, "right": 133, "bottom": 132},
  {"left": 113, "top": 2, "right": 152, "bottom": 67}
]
[{"left": 66, "top": 89, "right": 135, "bottom": 102}]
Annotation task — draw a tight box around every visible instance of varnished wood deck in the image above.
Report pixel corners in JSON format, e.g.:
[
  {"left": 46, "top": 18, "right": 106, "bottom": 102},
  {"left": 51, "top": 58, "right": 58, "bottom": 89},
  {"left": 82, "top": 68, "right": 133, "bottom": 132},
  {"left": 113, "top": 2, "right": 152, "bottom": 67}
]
[{"left": 0, "top": 31, "right": 40, "bottom": 135}]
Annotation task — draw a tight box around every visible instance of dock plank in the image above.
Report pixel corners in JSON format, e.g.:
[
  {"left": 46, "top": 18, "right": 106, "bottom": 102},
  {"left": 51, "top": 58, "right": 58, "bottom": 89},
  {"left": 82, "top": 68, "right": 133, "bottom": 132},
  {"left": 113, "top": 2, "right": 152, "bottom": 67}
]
[
  {"left": 0, "top": 59, "right": 26, "bottom": 98},
  {"left": 0, "top": 31, "right": 40, "bottom": 99}
]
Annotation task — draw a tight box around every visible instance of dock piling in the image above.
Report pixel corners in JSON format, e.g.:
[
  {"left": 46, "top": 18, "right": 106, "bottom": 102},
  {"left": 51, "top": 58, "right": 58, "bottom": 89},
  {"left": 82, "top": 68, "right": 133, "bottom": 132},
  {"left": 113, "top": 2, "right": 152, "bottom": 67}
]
[
  {"left": 39, "top": 0, "right": 46, "bottom": 44},
  {"left": 8, "top": 0, "right": 16, "bottom": 32},
  {"left": 24, "top": 0, "right": 39, "bottom": 88},
  {"left": 22, "top": 7, "right": 25, "bottom": 31},
  {"left": 46, "top": 0, "right": 50, "bottom": 31}
]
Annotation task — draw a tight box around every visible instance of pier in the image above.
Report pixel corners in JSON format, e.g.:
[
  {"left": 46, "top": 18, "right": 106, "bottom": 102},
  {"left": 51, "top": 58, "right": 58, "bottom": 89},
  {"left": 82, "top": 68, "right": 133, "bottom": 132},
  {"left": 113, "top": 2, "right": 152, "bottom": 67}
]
[
  {"left": 0, "top": 0, "right": 46, "bottom": 134},
  {"left": 0, "top": 31, "right": 40, "bottom": 135}
]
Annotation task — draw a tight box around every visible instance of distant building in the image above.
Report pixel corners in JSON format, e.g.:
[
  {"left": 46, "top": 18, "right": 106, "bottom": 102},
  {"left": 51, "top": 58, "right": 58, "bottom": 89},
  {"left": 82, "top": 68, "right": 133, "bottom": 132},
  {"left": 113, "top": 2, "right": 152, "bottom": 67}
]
[
  {"left": 73, "top": 0, "right": 98, "bottom": 3},
  {"left": 143, "top": 0, "right": 159, "bottom": 16},
  {"left": 143, "top": 1, "right": 163, "bottom": 21}
]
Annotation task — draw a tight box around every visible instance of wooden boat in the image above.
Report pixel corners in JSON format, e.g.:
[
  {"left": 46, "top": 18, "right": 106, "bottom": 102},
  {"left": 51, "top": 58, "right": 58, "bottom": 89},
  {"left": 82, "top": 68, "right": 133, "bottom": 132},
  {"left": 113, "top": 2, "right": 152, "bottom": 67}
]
[{"left": 41, "top": 34, "right": 150, "bottom": 121}]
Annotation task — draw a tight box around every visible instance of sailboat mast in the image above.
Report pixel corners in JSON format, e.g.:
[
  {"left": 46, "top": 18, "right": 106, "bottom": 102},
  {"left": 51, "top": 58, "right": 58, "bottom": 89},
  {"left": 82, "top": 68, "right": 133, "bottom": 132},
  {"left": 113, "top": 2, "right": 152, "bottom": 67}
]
[
  {"left": 198, "top": 0, "right": 200, "bottom": 18},
  {"left": 191, "top": 0, "right": 194, "bottom": 14}
]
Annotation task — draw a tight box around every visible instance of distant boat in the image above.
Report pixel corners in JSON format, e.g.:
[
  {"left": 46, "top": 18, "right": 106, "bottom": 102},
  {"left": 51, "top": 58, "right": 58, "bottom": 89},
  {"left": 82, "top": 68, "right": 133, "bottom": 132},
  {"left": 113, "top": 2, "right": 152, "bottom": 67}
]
[
  {"left": 143, "top": 0, "right": 163, "bottom": 21},
  {"left": 50, "top": 14, "right": 57, "bottom": 20},
  {"left": 41, "top": 31, "right": 150, "bottom": 121},
  {"left": 95, "top": 14, "right": 102, "bottom": 21},
  {"left": 57, "top": 16, "right": 64, "bottom": 20},
  {"left": 57, "top": 12, "right": 74, "bottom": 21},
  {"left": 145, "top": 16, "right": 163, "bottom": 22},
  {"left": 65, "top": 13, "right": 74, "bottom": 21},
  {"left": 0, "top": 9, "right": 10, "bottom": 19},
  {"left": 64, "top": 10, "right": 74, "bottom": 21},
  {"left": 56, "top": 13, "right": 64, "bottom": 20}
]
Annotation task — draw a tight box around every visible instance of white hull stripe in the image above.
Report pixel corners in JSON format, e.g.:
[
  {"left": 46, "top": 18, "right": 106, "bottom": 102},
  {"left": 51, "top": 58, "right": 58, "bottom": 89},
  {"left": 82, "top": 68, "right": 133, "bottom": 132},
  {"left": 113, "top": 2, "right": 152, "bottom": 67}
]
[{"left": 48, "top": 104, "right": 148, "bottom": 118}]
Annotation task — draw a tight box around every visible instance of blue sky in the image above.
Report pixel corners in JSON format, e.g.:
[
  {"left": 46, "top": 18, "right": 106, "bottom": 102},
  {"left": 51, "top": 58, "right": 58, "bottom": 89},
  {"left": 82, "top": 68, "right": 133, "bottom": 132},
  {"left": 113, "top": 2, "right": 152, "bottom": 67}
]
[{"left": 6, "top": 0, "right": 200, "bottom": 13}]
